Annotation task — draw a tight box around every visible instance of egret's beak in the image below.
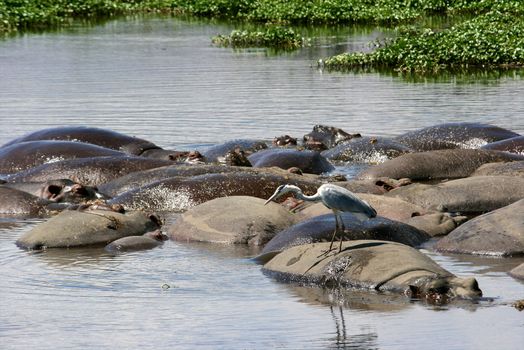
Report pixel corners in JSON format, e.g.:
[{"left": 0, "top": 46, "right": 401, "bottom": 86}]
[{"left": 264, "top": 191, "right": 280, "bottom": 205}]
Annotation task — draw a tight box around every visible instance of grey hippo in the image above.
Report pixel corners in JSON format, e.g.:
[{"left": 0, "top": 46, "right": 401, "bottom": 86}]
[
  {"left": 16, "top": 209, "right": 161, "bottom": 250},
  {"left": 481, "top": 135, "right": 524, "bottom": 154},
  {"left": 322, "top": 136, "right": 413, "bottom": 163},
  {"left": 248, "top": 148, "right": 334, "bottom": 174},
  {"left": 104, "top": 229, "right": 168, "bottom": 254},
  {"left": 6, "top": 156, "right": 173, "bottom": 186},
  {"left": 0, "top": 140, "right": 125, "bottom": 174},
  {"left": 262, "top": 241, "right": 482, "bottom": 302},
  {"left": 394, "top": 122, "right": 520, "bottom": 151},
  {"left": 303, "top": 124, "right": 361, "bottom": 151},
  {"left": 358, "top": 149, "right": 524, "bottom": 181},
  {"left": 108, "top": 171, "right": 321, "bottom": 212},
  {"left": 1, "top": 126, "right": 186, "bottom": 160}
]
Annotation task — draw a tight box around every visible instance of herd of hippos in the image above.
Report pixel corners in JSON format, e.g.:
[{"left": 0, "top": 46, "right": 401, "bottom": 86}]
[{"left": 1, "top": 122, "right": 524, "bottom": 304}]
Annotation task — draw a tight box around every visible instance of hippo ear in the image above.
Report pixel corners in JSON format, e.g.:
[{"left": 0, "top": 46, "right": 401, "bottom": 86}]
[
  {"left": 406, "top": 285, "right": 420, "bottom": 298},
  {"left": 149, "top": 214, "right": 163, "bottom": 227}
]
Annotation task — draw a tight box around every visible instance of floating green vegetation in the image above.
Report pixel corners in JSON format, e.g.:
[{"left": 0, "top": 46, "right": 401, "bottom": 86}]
[
  {"left": 212, "top": 26, "right": 310, "bottom": 50},
  {"left": 321, "top": 9, "right": 524, "bottom": 73}
]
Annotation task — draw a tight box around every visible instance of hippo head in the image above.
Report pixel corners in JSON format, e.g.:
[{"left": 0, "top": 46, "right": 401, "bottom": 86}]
[
  {"left": 223, "top": 148, "right": 252, "bottom": 167},
  {"left": 408, "top": 276, "right": 482, "bottom": 302},
  {"left": 41, "top": 180, "right": 104, "bottom": 203},
  {"left": 303, "top": 124, "right": 361, "bottom": 150},
  {"left": 144, "top": 229, "right": 169, "bottom": 242},
  {"left": 273, "top": 135, "right": 298, "bottom": 147}
]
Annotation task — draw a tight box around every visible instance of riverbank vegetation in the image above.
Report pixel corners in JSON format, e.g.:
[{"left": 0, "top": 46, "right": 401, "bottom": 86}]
[
  {"left": 1, "top": 0, "right": 523, "bottom": 74},
  {"left": 212, "top": 26, "right": 309, "bottom": 50}
]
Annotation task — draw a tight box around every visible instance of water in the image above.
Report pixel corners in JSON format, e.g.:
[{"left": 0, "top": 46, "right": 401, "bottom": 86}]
[{"left": 1, "top": 15, "right": 523, "bottom": 350}]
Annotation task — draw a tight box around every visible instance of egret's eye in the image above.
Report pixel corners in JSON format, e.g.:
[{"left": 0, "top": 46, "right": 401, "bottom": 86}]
[{"left": 277, "top": 185, "right": 285, "bottom": 192}]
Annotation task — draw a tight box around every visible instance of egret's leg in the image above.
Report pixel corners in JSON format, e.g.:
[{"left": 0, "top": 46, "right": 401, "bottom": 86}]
[
  {"left": 328, "top": 211, "right": 340, "bottom": 251},
  {"left": 338, "top": 216, "right": 346, "bottom": 252}
]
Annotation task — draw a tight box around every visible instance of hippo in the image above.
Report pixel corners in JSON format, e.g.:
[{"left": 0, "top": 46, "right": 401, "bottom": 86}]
[
  {"left": 2, "top": 126, "right": 157, "bottom": 154},
  {"left": 262, "top": 241, "right": 482, "bottom": 301},
  {"left": 108, "top": 171, "right": 321, "bottom": 212},
  {"left": 322, "top": 137, "right": 413, "bottom": 163},
  {"left": 394, "top": 122, "right": 520, "bottom": 151},
  {"left": 3, "top": 179, "right": 103, "bottom": 203},
  {"left": 104, "top": 229, "right": 168, "bottom": 254},
  {"left": 248, "top": 149, "right": 334, "bottom": 174},
  {"left": 0, "top": 187, "right": 53, "bottom": 216},
  {"left": 273, "top": 135, "right": 297, "bottom": 147},
  {"left": 358, "top": 149, "right": 524, "bottom": 181},
  {"left": 303, "top": 125, "right": 361, "bottom": 151},
  {"left": 435, "top": 199, "right": 524, "bottom": 256},
  {"left": 201, "top": 139, "right": 267, "bottom": 163},
  {"left": 404, "top": 213, "right": 468, "bottom": 237},
  {"left": 16, "top": 209, "right": 161, "bottom": 250},
  {"left": 471, "top": 160, "right": 524, "bottom": 177},
  {"left": 297, "top": 194, "right": 426, "bottom": 222},
  {"left": 0, "top": 140, "right": 126, "bottom": 174},
  {"left": 6, "top": 156, "right": 173, "bottom": 186},
  {"left": 385, "top": 176, "right": 524, "bottom": 214},
  {"left": 259, "top": 212, "right": 430, "bottom": 257},
  {"left": 168, "top": 196, "right": 301, "bottom": 246},
  {"left": 481, "top": 135, "right": 524, "bottom": 154},
  {"left": 509, "top": 263, "right": 524, "bottom": 280}
]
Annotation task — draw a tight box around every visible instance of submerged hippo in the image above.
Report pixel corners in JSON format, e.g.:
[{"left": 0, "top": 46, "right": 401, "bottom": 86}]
[
  {"left": 6, "top": 156, "right": 173, "bottom": 186},
  {"left": 509, "top": 263, "right": 524, "bottom": 280},
  {"left": 168, "top": 196, "right": 300, "bottom": 246},
  {"left": 201, "top": 139, "right": 267, "bottom": 163},
  {"left": 303, "top": 125, "right": 360, "bottom": 151},
  {"left": 322, "top": 137, "right": 413, "bottom": 163},
  {"left": 16, "top": 209, "right": 161, "bottom": 250},
  {"left": 248, "top": 149, "right": 334, "bottom": 174},
  {"left": 0, "top": 140, "right": 125, "bottom": 174},
  {"left": 394, "top": 122, "right": 520, "bottom": 151},
  {"left": 104, "top": 229, "right": 168, "bottom": 254},
  {"left": 0, "top": 187, "right": 53, "bottom": 216},
  {"left": 259, "top": 212, "right": 430, "bottom": 257},
  {"left": 109, "top": 171, "right": 321, "bottom": 212},
  {"left": 471, "top": 160, "right": 524, "bottom": 177},
  {"left": 385, "top": 176, "right": 524, "bottom": 213},
  {"left": 2, "top": 126, "right": 159, "bottom": 155},
  {"left": 481, "top": 135, "right": 524, "bottom": 154},
  {"left": 4, "top": 179, "right": 103, "bottom": 203},
  {"left": 435, "top": 199, "right": 524, "bottom": 256},
  {"left": 358, "top": 149, "right": 524, "bottom": 181},
  {"left": 262, "top": 241, "right": 482, "bottom": 301}
]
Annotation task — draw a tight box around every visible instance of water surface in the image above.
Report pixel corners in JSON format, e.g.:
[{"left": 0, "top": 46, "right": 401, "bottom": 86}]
[{"left": 0, "top": 16, "right": 523, "bottom": 350}]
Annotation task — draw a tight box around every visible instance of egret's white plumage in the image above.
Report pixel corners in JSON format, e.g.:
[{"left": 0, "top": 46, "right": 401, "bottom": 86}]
[{"left": 265, "top": 183, "right": 377, "bottom": 252}]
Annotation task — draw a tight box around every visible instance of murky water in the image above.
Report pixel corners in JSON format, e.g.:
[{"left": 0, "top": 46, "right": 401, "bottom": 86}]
[{"left": 0, "top": 16, "right": 523, "bottom": 350}]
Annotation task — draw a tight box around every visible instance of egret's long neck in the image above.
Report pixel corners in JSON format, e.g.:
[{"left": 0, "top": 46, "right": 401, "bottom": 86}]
[{"left": 292, "top": 188, "right": 321, "bottom": 202}]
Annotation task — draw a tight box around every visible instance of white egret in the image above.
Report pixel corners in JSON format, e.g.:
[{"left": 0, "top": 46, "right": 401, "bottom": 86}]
[{"left": 265, "top": 183, "right": 377, "bottom": 253}]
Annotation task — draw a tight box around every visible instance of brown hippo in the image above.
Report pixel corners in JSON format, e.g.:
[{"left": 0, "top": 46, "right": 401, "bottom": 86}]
[
  {"left": 16, "top": 209, "right": 161, "bottom": 250},
  {"left": 0, "top": 140, "right": 126, "bottom": 174},
  {"left": 201, "top": 139, "right": 267, "bottom": 163},
  {"left": 481, "top": 135, "right": 524, "bottom": 154},
  {"left": 394, "top": 122, "right": 520, "bottom": 151},
  {"left": 108, "top": 171, "right": 321, "bottom": 212},
  {"left": 358, "top": 149, "right": 524, "bottom": 181},
  {"left": 104, "top": 229, "right": 168, "bottom": 254},
  {"left": 168, "top": 196, "right": 301, "bottom": 246},
  {"left": 248, "top": 149, "right": 334, "bottom": 174},
  {"left": 435, "top": 199, "right": 524, "bottom": 256},
  {"left": 385, "top": 176, "right": 524, "bottom": 214},
  {"left": 6, "top": 156, "right": 173, "bottom": 186},
  {"left": 471, "top": 160, "right": 524, "bottom": 178},
  {"left": 322, "top": 137, "right": 413, "bottom": 163},
  {"left": 303, "top": 125, "right": 361, "bottom": 151},
  {"left": 262, "top": 241, "right": 482, "bottom": 301},
  {"left": 259, "top": 212, "right": 430, "bottom": 257}
]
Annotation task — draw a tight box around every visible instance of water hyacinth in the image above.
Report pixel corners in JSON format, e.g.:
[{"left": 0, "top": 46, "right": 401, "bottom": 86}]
[
  {"left": 322, "top": 10, "right": 524, "bottom": 73},
  {"left": 212, "top": 26, "right": 310, "bottom": 50}
]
